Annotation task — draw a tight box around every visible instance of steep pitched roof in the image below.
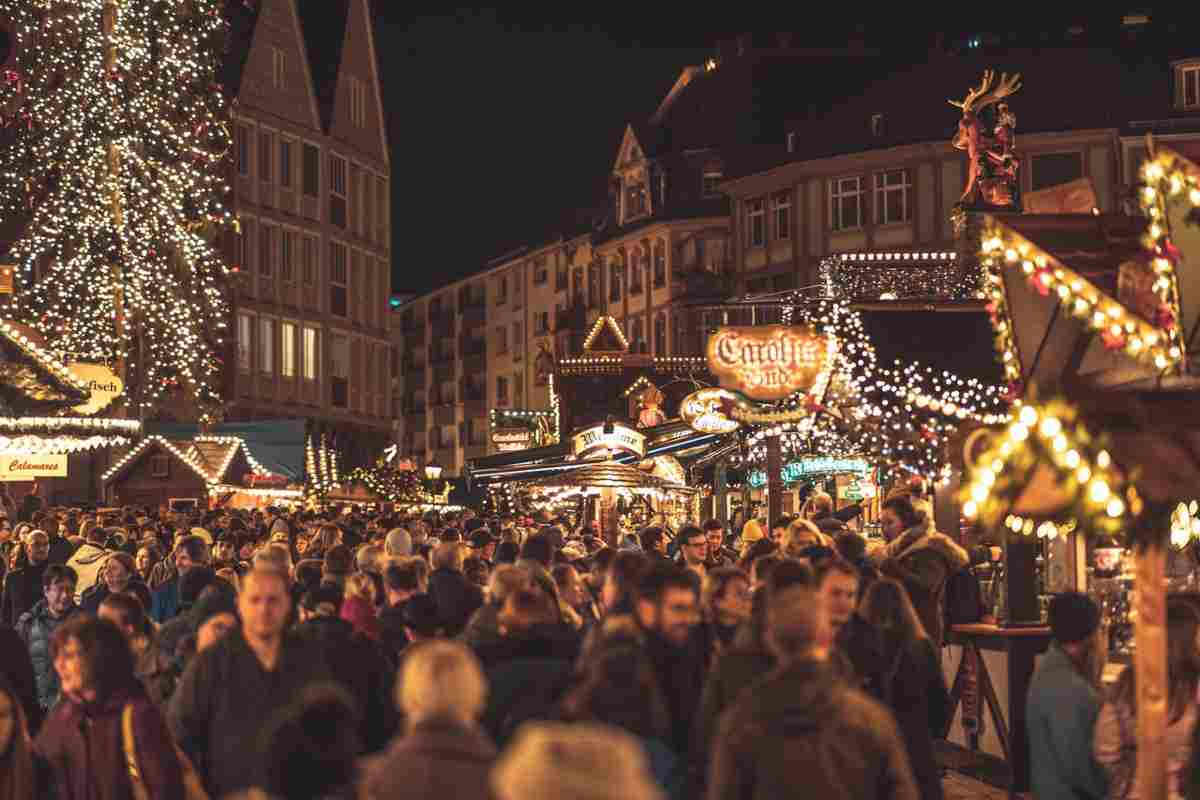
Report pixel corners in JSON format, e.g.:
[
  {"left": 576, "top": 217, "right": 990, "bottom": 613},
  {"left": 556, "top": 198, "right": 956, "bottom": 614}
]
[{"left": 297, "top": 1, "right": 351, "bottom": 130}]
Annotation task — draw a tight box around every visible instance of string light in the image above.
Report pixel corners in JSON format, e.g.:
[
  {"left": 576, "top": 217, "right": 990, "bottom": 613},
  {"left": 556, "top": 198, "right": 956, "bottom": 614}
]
[
  {"left": 581, "top": 315, "right": 629, "bottom": 351},
  {"left": 822, "top": 251, "right": 983, "bottom": 301},
  {"left": 0, "top": 0, "right": 236, "bottom": 422}
]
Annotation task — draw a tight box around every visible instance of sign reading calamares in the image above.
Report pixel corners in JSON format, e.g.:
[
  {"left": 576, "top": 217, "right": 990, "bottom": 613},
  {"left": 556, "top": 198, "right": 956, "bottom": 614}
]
[
  {"left": 706, "top": 326, "right": 833, "bottom": 401},
  {"left": 0, "top": 454, "right": 68, "bottom": 480}
]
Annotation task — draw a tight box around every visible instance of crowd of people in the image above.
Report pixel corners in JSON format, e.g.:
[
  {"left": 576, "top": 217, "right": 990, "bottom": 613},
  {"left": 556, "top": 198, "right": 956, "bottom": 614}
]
[{"left": 0, "top": 483, "right": 1191, "bottom": 799}]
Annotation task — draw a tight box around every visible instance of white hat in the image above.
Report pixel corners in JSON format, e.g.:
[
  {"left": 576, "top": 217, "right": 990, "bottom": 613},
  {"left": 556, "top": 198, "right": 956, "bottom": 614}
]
[{"left": 491, "top": 722, "right": 663, "bottom": 800}]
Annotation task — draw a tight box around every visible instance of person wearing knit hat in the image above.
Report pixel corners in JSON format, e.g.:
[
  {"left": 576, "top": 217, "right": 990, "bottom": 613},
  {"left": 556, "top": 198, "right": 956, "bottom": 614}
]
[
  {"left": 1027, "top": 591, "right": 1108, "bottom": 800},
  {"left": 491, "top": 722, "right": 663, "bottom": 800}
]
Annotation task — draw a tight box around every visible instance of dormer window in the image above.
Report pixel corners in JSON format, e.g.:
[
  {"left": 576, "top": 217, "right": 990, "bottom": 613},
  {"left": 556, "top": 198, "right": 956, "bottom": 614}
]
[
  {"left": 625, "top": 182, "right": 648, "bottom": 220},
  {"left": 702, "top": 169, "right": 723, "bottom": 198},
  {"left": 1183, "top": 64, "right": 1200, "bottom": 109}
]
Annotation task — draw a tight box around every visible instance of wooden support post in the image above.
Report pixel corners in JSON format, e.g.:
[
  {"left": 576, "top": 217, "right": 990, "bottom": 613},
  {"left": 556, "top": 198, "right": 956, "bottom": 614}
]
[
  {"left": 715, "top": 459, "right": 728, "bottom": 527},
  {"left": 767, "top": 433, "right": 782, "bottom": 528},
  {"left": 1134, "top": 543, "right": 1167, "bottom": 800}
]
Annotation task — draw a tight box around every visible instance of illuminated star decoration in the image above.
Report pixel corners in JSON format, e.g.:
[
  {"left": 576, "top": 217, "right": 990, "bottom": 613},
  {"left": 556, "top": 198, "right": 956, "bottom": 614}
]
[{"left": 0, "top": 0, "right": 236, "bottom": 422}]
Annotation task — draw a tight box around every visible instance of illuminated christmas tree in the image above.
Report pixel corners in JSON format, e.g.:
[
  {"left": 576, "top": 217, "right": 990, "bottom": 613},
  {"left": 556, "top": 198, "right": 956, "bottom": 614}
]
[{"left": 0, "top": 0, "right": 236, "bottom": 421}]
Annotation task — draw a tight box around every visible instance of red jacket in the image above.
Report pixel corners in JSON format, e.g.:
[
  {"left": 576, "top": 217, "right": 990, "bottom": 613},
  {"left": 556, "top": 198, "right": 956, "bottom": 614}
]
[{"left": 36, "top": 686, "right": 184, "bottom": 800}]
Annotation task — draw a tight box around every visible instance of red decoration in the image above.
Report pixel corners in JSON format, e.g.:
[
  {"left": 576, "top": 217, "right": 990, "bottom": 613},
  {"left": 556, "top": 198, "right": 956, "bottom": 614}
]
[
  {"left": 1003, "top": 381, "right": 1024, "bottom": 402},
  {"left": 1155, "top": 303, "right": 1177, "bottom": 330},
  {"left": 1101, "top": 328, "right": 1127, "bottom": 350},
  {"left": 1028, "top": 267, "right": 1053, "bottom": 297}
]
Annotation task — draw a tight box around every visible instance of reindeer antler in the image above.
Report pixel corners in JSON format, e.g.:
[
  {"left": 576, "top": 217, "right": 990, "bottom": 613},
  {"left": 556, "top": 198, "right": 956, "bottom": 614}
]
[{"left": 948, "top": 69, "right": 995, "bottom": 112}]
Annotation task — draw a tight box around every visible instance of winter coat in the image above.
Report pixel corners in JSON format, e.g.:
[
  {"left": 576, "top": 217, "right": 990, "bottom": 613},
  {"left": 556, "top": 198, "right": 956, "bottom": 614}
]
[
  {"left": 2, "top": 560, "right": 48, "bottom": 626},
  {"left": 836, "top": 614, "right": 889, "bottom": 701},
  {"left": 358, "top": 717, "right": 496, "bottom": 800},
  {"left": 36, "top": 686, "right": 185, "bottom": 800},
  {"left": 16, "top": 599, "right": 80, "bottom": 710},
  {"left": 79, "top": 579, "right": 150, "bottom": 616},
  {"left": 707, "top": 657, "right": 918, "bottom": 800},
  {"left": 695, "top": 636, "right": 774, "bottom": 758},
  {"left": 1027, "top": 643, "right": 1108, "bottom": 800},
  {"left": 0, "top": 621, "right": 44, "bottom": 733},
  {"left": 877, "top": 520, "right": 968, "bottom": 647},
  {"left": 459, "top": 601, "right": 503, "bottom": 651},
  {"left": 876, "top": 635, "right": 951, "bottom": 800},
  {"left": 644, "top": 627, "right": 709, "bottom": 755},
  {"left": 475, "top": 624, "right": 580, "bottom": 746},
  {"left": 133, "top": 638, "right": 179, "bottom": 709},
  {"left": 149, "top": 577, "right": 182, "bottom": 623},
  {"left": 292, "top": 615, "right": 398, "bottom": 753},
  {"left": 46, "top": 534, "right": 75, "bottom": 568},
  {"left": 168, "top": 628, "right": 330, "bottom": 797},
  {"left": 65, "top": 542, "right": 109, "bottom": 602},
  {"left": 1094, "top": 684, "right": 1197, "bottom": 799},
  {"left": 427, "top": 567, "right": 483, "bottom": 637},
  {"left": 339, "top": 595, "right": 380, "bottom": 641}
]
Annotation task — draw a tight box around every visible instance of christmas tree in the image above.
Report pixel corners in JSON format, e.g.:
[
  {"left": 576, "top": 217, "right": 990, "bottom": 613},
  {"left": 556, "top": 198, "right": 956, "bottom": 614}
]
[{"left": 0, "top": 0, "right": 236, "bottom": 421}]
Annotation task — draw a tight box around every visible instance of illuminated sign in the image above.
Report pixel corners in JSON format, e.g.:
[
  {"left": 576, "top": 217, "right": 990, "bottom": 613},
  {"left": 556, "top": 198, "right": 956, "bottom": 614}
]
[
  {"left": 67, "top": 362, "right": 124, "bottom": 416},
  {"left": 571, "top": 422, "right": 645, "bottom": 460},
  {"left": 707, "top": 325, "right": 834, "bottom": 401},
  {"left": 680, "top": 387, "right": 741, "bottom": 434},
  {"left": 492, "top": 428, "right": 533, "bottom": 453},
  {"left": 748, "top": 457, "right": 869, "bottom": 488},
  {"left": 0, "top": 454, "right": 68, "bottom": 480}
]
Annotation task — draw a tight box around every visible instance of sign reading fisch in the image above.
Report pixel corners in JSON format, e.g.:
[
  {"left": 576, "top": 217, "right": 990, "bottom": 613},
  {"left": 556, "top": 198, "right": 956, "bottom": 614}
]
[
  {"left": 0, "top": 454, "right": 68, "bottom": 480},
  {"left": 67, "top": 362, "right": 124, "bottom": 416},
  {"left": 707, "top": 325, "right": 833, "bottom": 401},
  {"left": 571, "top": 422, "right": 645, "bottom": 460}
]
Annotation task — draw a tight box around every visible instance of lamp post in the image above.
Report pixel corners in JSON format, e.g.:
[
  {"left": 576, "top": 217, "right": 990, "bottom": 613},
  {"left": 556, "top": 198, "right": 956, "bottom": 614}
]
[{"left": 423, "top": 462, "right": 446, "bottom": 501}]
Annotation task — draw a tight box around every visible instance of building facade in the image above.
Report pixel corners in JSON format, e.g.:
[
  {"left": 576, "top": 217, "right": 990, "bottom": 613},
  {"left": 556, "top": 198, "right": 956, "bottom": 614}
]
[{"left": 222, "top": 0, "right": 392, "bottom": 466}]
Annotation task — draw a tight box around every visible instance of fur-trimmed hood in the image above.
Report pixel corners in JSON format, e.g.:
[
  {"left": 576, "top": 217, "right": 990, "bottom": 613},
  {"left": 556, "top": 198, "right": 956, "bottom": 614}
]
[{"left": 870, "top": 518, "right": 968, "bottom": 570}]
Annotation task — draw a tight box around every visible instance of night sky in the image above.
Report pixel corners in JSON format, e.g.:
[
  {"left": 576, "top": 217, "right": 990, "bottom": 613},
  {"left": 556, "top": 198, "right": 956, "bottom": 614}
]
[{"left": 362, "top": 9, "right": 1176, "bottom": 298}]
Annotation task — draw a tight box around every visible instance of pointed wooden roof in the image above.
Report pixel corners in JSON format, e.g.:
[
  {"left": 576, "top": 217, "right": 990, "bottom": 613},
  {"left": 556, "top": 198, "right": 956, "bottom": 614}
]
[
  {"left": 582, "top": 316, "right": 629, "bottom": 353},
  {"left": 0, "top": 319, "right": 90, "bottom": 414}
]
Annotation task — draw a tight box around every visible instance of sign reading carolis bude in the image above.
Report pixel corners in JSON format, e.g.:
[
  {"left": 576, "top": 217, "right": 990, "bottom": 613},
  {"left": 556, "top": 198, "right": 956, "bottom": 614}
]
[
  {"left": 706, "top": 325, "right": 833, "bottom": 401},
  {"left": 67, "top": 362, "right": 124, "bottom": 415},
  {"left": 492, "top": 428, "right": 533, "bottom": 453},
  {"left": 571, "top": 422, "right": 645, "bottom": 460},
  {"left": 0, "top": 454, "right": 68, "bottom": 481},
  {"left": 680, "top": 387, "right": 741, "bottom": 434}
]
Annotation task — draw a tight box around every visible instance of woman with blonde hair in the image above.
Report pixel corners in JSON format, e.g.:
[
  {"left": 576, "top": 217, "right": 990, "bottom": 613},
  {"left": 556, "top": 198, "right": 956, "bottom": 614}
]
[
  {"left": 358, "top": 641, "right": 495, "bottom": 800},
  {"left": 340, "top": 572, "right": 380, "bottom": 641},
  {"left": 780, "top": 518, "right": 832, "bottom": 559}
]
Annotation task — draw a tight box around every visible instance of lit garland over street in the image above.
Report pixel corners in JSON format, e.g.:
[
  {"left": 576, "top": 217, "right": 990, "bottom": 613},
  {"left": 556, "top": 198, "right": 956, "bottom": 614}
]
[{"left": 0, "top": 0, "right": 236, "bottom": 421}]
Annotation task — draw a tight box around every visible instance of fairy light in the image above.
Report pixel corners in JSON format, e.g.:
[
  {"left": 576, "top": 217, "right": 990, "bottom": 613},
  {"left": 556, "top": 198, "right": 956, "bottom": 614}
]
[
  {"left": 0, "top": 0, "right": 236, "bottom": 422},
  {"left": 821, "top": 251, "right": 983, "bottom": 301},
  {"left": 102, "top": 434, "right": 212, "bottom": 485},
  {"left": 581, "top": 315, "right": 629, "bottom": 351}
]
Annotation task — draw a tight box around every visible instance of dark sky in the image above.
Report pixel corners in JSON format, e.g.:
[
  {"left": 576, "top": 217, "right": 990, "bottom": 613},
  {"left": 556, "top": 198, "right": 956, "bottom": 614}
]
[{"left": 366, "top": 9, "right": 1175, "bottom": 297}]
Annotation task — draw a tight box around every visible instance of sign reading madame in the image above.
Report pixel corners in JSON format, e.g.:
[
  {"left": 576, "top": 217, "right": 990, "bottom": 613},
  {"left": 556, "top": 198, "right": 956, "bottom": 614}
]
[
  {"left": 0, "top": 454, "right": 68, "bottom": 481},
  {"left": 571, "top": 423, "right": 645, "bottom": 460},
  {"left": 707, "top": 325, "right": 832, "bottom": 401}
]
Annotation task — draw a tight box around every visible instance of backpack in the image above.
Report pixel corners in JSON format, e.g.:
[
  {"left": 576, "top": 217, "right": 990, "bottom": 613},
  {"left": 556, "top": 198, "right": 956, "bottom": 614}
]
[{"left": 943, "top": 565, "right": 985, "bottom": 628}]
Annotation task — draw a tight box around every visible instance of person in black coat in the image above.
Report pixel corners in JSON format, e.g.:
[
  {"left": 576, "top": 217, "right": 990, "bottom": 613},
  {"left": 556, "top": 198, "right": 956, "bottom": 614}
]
[
  {"left": 427, "top": 542, "right": 483, "bottom": 637},
  {"left": 1, "top": 531, "right": 50, "bottom": 626},
  {"left": 859, "top": 578, "right": 952, "bottom": 800}
]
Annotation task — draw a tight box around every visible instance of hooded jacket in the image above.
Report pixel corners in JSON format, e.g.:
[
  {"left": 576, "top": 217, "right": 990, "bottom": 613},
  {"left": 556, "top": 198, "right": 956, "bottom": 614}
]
[
  {"left": 707, "top": 658, "right": 918, "bottom": 800},
  {"left": 874, "top": 519, "right": 968, "bottom": 646},
  {"left": 65, "top": 542, "right": 108, "bottom": 602}
]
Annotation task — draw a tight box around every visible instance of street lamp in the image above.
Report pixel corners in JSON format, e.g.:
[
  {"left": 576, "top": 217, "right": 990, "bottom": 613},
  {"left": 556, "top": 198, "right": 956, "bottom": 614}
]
[
  {"left": 424, "top": 462, "right": 443, "bottom": 481},
  {"left": 423, "top": 462, "right": 446, "bottom": 501}
]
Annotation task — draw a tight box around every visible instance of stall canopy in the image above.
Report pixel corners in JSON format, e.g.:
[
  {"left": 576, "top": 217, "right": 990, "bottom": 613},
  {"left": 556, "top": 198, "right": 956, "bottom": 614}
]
[{"left": 145, "top": 419, "right": 305, "bottom": 479}]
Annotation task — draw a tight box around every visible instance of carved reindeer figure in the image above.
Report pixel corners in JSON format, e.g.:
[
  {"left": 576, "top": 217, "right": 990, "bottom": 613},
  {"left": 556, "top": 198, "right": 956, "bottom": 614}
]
[{"left": 949, "top": 70, "right": 1022, "bottom": 207}]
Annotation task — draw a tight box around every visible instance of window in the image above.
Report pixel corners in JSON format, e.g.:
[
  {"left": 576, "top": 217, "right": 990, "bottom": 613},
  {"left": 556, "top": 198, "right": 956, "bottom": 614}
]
[
  {"left": 625, "top": 183, "right": 647, "bottom": 218},
  {"left": 328, "top": 154, "right": 347, "bottom": 228},
  {"left": 512, "top": 322, "right": 522, "bottom": 360},
  {"left": 150, "top": 455, "right": 169, "bottom": 478},
  {"left": 350, "top": 77, "right": 367, "bottom": 127},
  {"left": 610, "top": 262, "right": 622, "bottom": 302},
  {"left": 555, "top": 263, "right": 567, "bottom": 291},
  {"left": 514, "top": 372, "right": 524, "bottom": 407},
  {"left": 259, "top": 318, "right": 273, "bottom": 374},
  {"left": 330, "top": 334, "right": 349, "bottom": 407},
  {"left": 703, "top": 169, "right": 723, "bottom": 198},
  {"left": 279, "top": 139, "right": 293, "bottom": 188},
  {"left": 496, "top": 325, "right": 508, "bottom": 354},
  {"left": 786, "top": 131, "right": 797, "bottom": 153},
  {"left": 772, "top": 191, "right": 792, "bottom": 240},
  {"left": 534, "top": 311, "right": 549, "bottom": 335},
  {"left": 874, "top": 169, "right": 911, "bottom": 225},
  {"left": 302, "top": 143, "right": 319, "bottom": 198},
  {"left": 303, "top": 327, "right": 318, "bottom": 380},
  {"left": 302, "top": 236, "right": 317, "bottom": 286},
  {"left": 258, "top": 130, "right": 273, "bottom": 183},
  {"left": 1031, "top": 152, "right": 1083, "bottom": 192},
  {"left": 533, "top": 257, "right": 548, "bottom": 285},
  {"left": 630, "top": 252, "right": 643, "bottom": 294},
  {"left": 237, "top": 313, "right": 253, "bottom": 370},
  {"left": 280, "top": 230, "right": 295, "bottom": 283},
  {"left": 272, "top": 47, "right": 285, "bottom": 88},
  {"left": 258, "top": 225, "right": 274, "bottom": 276},
  {"left": 746, "top": 198, "right": 766, "bottom": 247},
  {"left": 329, "top": 241, "right": 347, "bottom": 316},
  {"left": 280, "top": 322, "right": 296, "bottom": 377},
  {"left": 654, "top": 313, "right": 666, "bottom": 355},
  {"left": 496, "top": 376, "right": 509, "bottom": 404},
  {"left": 631, "top": 317, "right": 645, "bottom": 352},
  {"left": 235, "top": 124, "right": 250, "bottom": 176},
  {"left": 653, "top": 244, "right": 666, "bottom": 287},
  {"left": 496, "top": 276, "right": 507, "bottom": 305},
  {"left": 1184, "top": 65, "right": 1200, "bottom": 109},
  {"left": 234, "top": 223, "right": 248, "bottom": 270},
  {"left": 830, "top": 176, "right": 863, "bottom": 231}
]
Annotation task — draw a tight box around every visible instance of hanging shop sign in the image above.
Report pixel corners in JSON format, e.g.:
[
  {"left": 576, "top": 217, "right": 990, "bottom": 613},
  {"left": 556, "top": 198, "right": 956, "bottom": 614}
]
[
  {"left": 572, "top": 422, "right": 645, "bottom": 460},
  {"left": 707, "top": 325, "right": 834, "bottom": 401},
  {"left": 748, "top": 456, "right": 870, "bottom": 488},
  {"left": 67, "top": 362, "right": 124, "bottom": 415},
  {"left": 0, "top": 454, "right": 68, "bottom": 480},
  {"left": 492, "top": 428, "right": 533, "bottom": 453},
  {"left": 680, "top": 387, "right": 741, "bottom": 434}
]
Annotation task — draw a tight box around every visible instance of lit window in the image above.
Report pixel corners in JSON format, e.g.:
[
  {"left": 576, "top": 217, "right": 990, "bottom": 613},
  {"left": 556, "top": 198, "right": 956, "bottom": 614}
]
[
  {"left": 746, "top": 198, "right": 766, "bottom": 247},
  {"left": 303, "top": 328, "right": 318, "bottom": 380},
  {"left": 703, "top": 169, "right": 723, "bottom": 198},
  {"left": 237, "top": 313, "right": 253, "bottom": 370},
  {"left": 259, "top": 318, "right": 273, "bottom": 374},
  {"left": 1183, "top": 65, "right": 1200, "bottom": 109},
  {"left": 830, "top": 177, "right": 863, "bottom": 231},
  {"left": 874, "top": 169, "right": 911, "bottom": 225},
  {"left": 280, "top": 322, "right": 296, "bottom": 378}
]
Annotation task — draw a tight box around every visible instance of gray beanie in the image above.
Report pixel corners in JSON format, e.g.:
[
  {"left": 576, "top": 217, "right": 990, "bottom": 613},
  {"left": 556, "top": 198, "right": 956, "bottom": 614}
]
[{"left": 385, "top": 528, "right": 412, "bottom": 557}]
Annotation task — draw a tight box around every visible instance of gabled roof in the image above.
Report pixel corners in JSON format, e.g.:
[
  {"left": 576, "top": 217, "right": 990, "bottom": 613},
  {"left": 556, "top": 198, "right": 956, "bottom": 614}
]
[
  {"left": 102, "top": 434, "right": 272, "bottom": 486},
  {"left": 0, "top": 319, "right": 90, "bottom": 412},
  {"left": 297, "top": 1, "right": 351, "bottom": 131},
  {"left": 582, "top": 316, "right": 629, "bottom": 353},
  {"left": 102, "top": 436, "right": 213, "bottom": 486}
]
